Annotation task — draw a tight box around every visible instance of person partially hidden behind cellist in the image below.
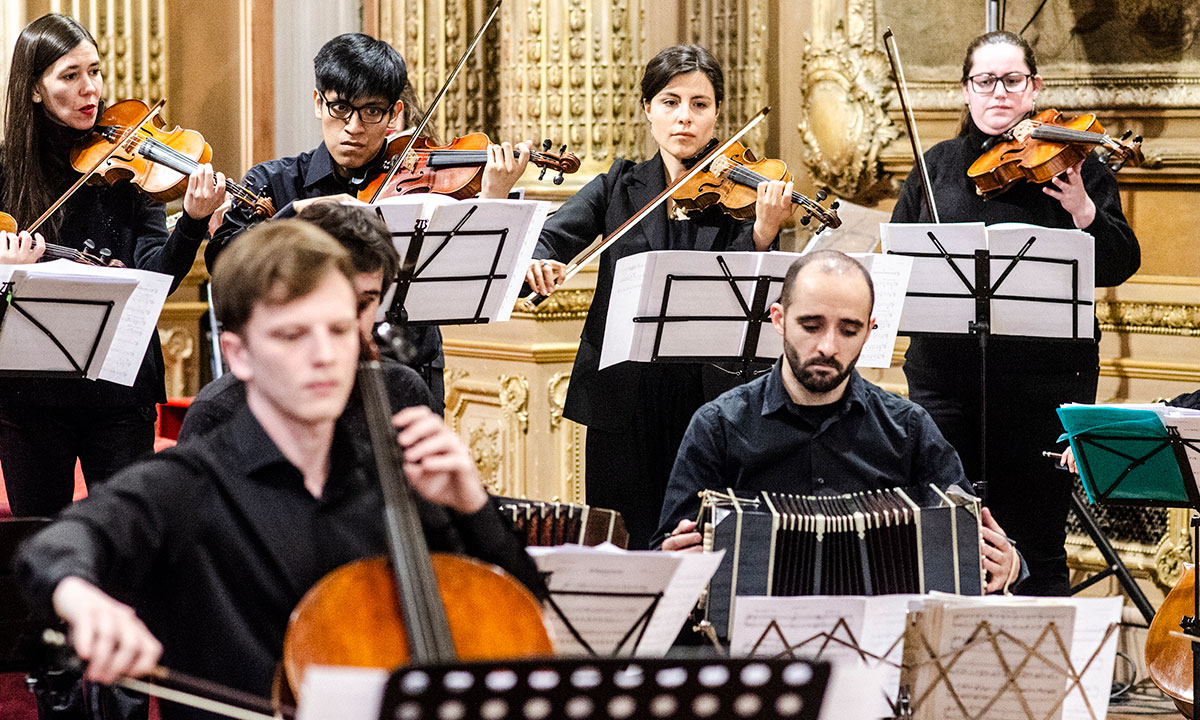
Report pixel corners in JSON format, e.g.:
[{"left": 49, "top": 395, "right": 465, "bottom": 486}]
[{"left": 14, "top": 220, "right": 545, "bottom": 720}]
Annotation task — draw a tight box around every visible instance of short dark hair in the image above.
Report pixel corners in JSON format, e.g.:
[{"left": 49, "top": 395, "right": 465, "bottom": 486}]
[
  {"left": 212, "top": 220, "right": 356, "bottom": 334},
  {"left": 640, "top": 45, "right": 724, "bottom": 107},
  {"left": 314, "top": 33, "right": 407, "bottom": 104},
  {"left": 778, "top": 250, "right": 875, "bottom": 313},
  {"left": 297, "top": 203, "right": 399, "bottom": 296}
]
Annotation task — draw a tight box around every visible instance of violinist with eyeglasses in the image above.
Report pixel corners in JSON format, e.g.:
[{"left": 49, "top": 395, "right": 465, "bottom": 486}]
[{"left": 889, "top": 30, "right": 1141, "bottom": 597}]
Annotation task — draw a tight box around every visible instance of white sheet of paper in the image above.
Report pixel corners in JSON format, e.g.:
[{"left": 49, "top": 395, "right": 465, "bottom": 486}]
[
  {"left": 527, "top": 545, "right": 720, "bottom": 656},
  {"left": 881, "top": 222, "right": 985, "bottom": 335},
  {"left": 368, "top": 195, "right": 548, "bottom": 324},
  {"left": 853, "top": 253, "right": 913, "bottom": 368},
  {"left": 296, "top": 665, "right": 389, "bottom": 720},
  {"left": 0, "top": 260, "right": 168, "bottom": 385},
  {"left": 804, "top": 200, "right": 890, "bottom": 255},
  {"left": 987, "top": 224, "right": 1094, "bottom": 340}
]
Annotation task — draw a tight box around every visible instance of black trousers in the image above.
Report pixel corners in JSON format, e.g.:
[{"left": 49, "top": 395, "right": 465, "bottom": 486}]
[
  {"left": 905, "top": 362, "right": 1098, "bottom": 596},
  {"left": 0, "top": 403, "right": 154, "bottom": 720},
  {"left": 0, "top": 404, "right": 157, "bottom": 518},
  {"left": 584, "top": 365, "right": 707, "bottom": 550}
]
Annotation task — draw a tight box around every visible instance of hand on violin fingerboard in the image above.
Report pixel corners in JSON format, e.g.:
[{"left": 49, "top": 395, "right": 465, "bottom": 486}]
[
  {"left": 392, "top": 405, "right": 490, "bottom": 515},
  {"left": 0, "top": 231, "right": 45, "bottom": 264},
  {"left": 479, "top": 141, "right": 532, "bottom": 199},
  {"left": 52, "top": 576, "right": 163, "bottom": 684},
  {"left": 752, "top": 179, "right": 796, "bottom": 250},
  {"left": 1042, "top": 160, "right": 1096, "bottom": 229},
  {"left": 525, "top": 258, "right": 567, "bottom": 296},
  {"left": 182, "top": 163, "right": 228, "bottom": 221}
]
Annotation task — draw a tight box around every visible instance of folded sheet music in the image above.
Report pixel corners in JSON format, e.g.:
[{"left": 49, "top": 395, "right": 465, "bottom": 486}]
[
  {"left": 0, "top": 260, "right": 171, "bottom": 386},
  {"left": 526, "top": 543, "right": 724, "bottom": 657},
  {"left": 600, "top": 250, "right": 912, "bottom": 370},
  {"left": 356, "top": 194, "right": 549, "bottom": 324},
  {"left": 881, "top": 222, "right": 1095, "bottom": 340}
]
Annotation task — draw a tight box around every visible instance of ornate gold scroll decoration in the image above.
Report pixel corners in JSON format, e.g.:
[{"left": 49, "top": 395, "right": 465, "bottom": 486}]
[{"left": 499, "top": 374, "right": 530, "bottom": 434}]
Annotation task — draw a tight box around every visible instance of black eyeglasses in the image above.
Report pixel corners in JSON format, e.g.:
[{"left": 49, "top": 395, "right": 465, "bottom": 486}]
[
  {"left": 319, "top": 93, "right": 392, "bottom": 124},
  {"left": 968, "top": 72, "right": 1032, "bottom": 94}
]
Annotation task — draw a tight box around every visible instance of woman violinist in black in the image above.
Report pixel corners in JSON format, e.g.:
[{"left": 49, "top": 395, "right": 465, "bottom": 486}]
[
  {"left": 890, "top": 31, "right": 1140, "bottom": 595},
  {"left": 525, "top": 45, "right": 795, "bottom": 549},
  {"left": 0, "top": 14, "right": 226, "bottom": 518}
]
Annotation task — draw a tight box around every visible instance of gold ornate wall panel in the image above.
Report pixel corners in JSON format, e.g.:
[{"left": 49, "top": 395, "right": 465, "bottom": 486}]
[
  {"left": 47, "top": 0, "right": 167, "bottom": 105},
  {"left": 683, "top": 0, "right": 767, "bottom": 152}
]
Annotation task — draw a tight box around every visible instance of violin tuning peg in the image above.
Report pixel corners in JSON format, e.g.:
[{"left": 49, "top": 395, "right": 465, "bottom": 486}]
[
  {"left": 831, "top": 201, "right": 841, "bottom": 209},
  {"left": 84, "top": 240, "right": 96, "bottom": 251},
  {"left": 800, "top": 215, "right": 811, "bottom": 226},
  {"left": 99, "top": 248, "right": 112, "bottom": 258},
  {"left": 1134, "top": 135, "right": 1143, "bottom": 143},
  {"left": 816, "top": 189, "right": 828, "bottom": 202},
  {"left": 542, "top": 139, "right": 552, "bottom": 151},
  {"left": 538, "top": 167, "right": 548, "bottom": 181},
  {"left": 1120, "top": 130, "right": 1132, "bottom": 141},
  {"left": 554, "top": 171, "right": 565, "bottom": 185},
  {"left": 559, "top": 144, "right": 567, "bottom": 156}
]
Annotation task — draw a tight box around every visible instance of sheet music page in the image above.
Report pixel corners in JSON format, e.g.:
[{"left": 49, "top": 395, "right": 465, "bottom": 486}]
[
  {"left": 1162, "top": 413, "right": 1200, "bottom": 495},
  {"left": 852, "top": 253, "right": 913, "bottom": 368},
  {"left": 599, "top": 252, "right": 652, "bottom": 370},
  {"left": 526, "top": 545, "right": 684, "bottom": 656},
  {"left": 922, "top": 599, "right": 1076, "bottom": 720},
  {"left": 635, "top": 550, "right": 725, "bottom": 657},
  {"left": 802, "top": 200, "right": 889, "bottom": 255},
  {"left": 880, "top": 222, "right": 985, "bottom": 335},
  {"left": 986, "top": 224, "right": 1095, "bottom": 339},
  {"left": 369, "top": 195, "right": 548, "bottom": 324},
  {"left": 96, "top": 269, "right": 171, "bottom": 385},
  {"left": 0, "top": 261, "right": 145, "bottom": 382},
  {"left": 1058, "top": 596, "right": 1122, "bottom": 720},
  {"left": 296, "top": 666, "right": 389, "bottom": 720}
]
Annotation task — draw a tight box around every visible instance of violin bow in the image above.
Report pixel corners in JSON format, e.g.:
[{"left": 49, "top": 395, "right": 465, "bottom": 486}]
[
  {"left": 520, "top": 106, "right": 771, "bottom": 311},
  {"left": 882, "top": 28, "right": 941, "bottom": 223},
  {"left": 26, "top": 100, "right": 166, "bottom": 235},
  {"left": 367, "top": 0, "right": 503, "bottom": 203}
]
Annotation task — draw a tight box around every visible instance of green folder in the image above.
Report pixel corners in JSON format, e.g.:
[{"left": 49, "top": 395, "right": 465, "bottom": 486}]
[{"left": 1056, "top": 405, "right": 1198, "bottom": 507}]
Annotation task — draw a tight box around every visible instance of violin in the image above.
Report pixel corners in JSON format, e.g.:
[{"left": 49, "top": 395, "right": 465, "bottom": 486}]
[
  {"left": 1147, "top": 566, "right": 1197, "bottom": 717},
  {"left": 0, "top": 211, "right": 123, "bottom": 267},
  {"left": 670, "top": 140, "right": 841, "bottom": 231},
  {"left": 358, "top": 132, "right": 581, "bottom": 202},
  {"left": 278, "top": 336, "right": 552, "bottom": 699},
  {"left": 71, "top": 99, "right": 275, "bottom": 217},
  {"left": 968, "top": 108, "right": 1144, "bottom": 199}
]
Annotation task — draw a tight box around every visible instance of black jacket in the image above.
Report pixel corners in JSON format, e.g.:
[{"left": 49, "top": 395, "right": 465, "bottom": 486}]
[{"left": 534, "top": 153, "right": 758, "bottom": 430}]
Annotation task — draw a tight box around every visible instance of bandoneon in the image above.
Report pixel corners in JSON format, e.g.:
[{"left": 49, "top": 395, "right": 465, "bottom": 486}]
[
  {"left": 495, "top": 497, "right": 629, "bottom": 549},
  {"left": 700, "top": 484, "right": 983, "bottom": 639}
]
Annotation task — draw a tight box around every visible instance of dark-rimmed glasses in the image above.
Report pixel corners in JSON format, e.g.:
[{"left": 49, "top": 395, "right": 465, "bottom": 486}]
[
  {"left": 967, "top": 72, "right": 1032, "bottom": 94},
  {"left": 319, "top": 93, "right": 392, "bottom": 124}
]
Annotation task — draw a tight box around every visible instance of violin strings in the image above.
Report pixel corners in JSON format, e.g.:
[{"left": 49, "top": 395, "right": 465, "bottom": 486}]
[
  {"left": 723, "top": 164, "right": 828, "bottom": 216},
  {"left": 123, "top": 128, "right": 265, "bottom": 206}
]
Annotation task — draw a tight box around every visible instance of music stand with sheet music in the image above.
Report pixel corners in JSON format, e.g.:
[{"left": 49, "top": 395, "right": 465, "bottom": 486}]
[
  {"left": 1058, "top": 404, "right": 1200, "bottom": 703},
  {"left": 372, "top": 656, "right": 831, "bottom": 720},
  {"left": 882, "top": 222, "right": 1095, "bottom": 502},
  {"left": 600, "top": 250, "right": 911, "bottom": 381},
  {"left": 367, "top": 196, "right": 547, "bottom": 327}
]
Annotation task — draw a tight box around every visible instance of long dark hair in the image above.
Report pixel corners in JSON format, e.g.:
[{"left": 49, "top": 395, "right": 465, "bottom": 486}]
[
  {"left": 640, "top": 45, "right": 724, "bottom": 107},
  {"left": 2, "top": 13, "right": 98, "bottom": 233},
  {"left": 957, "top": 31, "right": 1038, "bottom": 136}
]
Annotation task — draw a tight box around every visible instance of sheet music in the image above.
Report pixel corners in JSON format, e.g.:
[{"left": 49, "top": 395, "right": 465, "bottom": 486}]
[
  {"left": 96, "top": 269, "right": 172, "bottom": 385},
  {"left": 1060, "top": 596, "right": 1122, "bottom": 720},
  {"left": 802, "top": 200, "right": 889, "bottom": 255},
  {"left": 987, "top": 224, "right": 1094, "bottom": 339},
  {"left": 296, "top": 666, "right": 389, "bottom": 720},
  {"left": 366, "top": 195, "right": 548, "bottom": 324},
  {"left": 853, "top": 253, "right": 913, "bottom": 368},
  {"left": 881, "top": 222, "right": 985, "bottom": 335},
  {"left": 526, "top": 544, "right": 722, "bottom": 657}
]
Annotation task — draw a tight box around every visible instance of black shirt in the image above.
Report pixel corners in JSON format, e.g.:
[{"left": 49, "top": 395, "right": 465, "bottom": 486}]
[
  {"left": 206, "top": 143, "right": 444, "bottom": 389},
  {"left": 177, "top": 357, "right": 433, "bottom": 442},
  {"left": 653, "top": 362, "right": 970, "bottom": 547},
  {"left": 15, "top": 404, "right": 542, "bottom": 720}
]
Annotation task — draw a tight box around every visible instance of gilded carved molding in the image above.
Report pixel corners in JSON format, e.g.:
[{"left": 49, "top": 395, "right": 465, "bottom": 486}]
[
  {"left": 510, "top": 288, "right": 593, "bottom": 320},
  {"left": 796, "top": 0, "right": 898, "bottom": 199},
  {"left": 548, "top": 372, "right": 570, "bottom": 430},
  {"left": 468, "top": 425, "right": 504, "bottom": 493},
  {"left": 1096, "top": 300, "right": 1200, "bottom": 336},
  {"left": 1154, "top": 525, "right": 1192, "bottom": 589},
  {"left": 686, "top": 0, "right": 767, "bottom": 151},
  {"left": 499, "top": 375, "right": 530, "bottom": 433},
  {"left": 53, "top": 0, "right": 167, "bottom": 105}
]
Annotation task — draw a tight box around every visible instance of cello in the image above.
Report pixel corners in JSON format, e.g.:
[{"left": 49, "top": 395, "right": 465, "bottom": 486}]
[
  {"left": 1147, "top": 566, "right": 1199, "bottom": 717},
  {"left": 279, "top": 332, "right": 552, "bottom": 697}
]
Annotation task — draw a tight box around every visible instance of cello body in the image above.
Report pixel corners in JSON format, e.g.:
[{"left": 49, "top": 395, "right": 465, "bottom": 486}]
[{"left": 1147, "top": 566, "right": 1196, "bottom": 717}]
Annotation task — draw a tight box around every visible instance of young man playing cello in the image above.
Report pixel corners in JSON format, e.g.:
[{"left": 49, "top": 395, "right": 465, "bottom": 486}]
[
  {"left": 16, "top": 221, "right": 544, "bottom": 720},
  {"left": 209, "top": 33, "right": 530, "bottom": 411}
]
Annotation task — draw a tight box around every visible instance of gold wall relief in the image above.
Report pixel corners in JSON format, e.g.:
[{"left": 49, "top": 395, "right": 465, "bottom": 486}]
[
  {"left": 444, "top": 368, "right": 529, "bottom": 497},
  {"left": 684, "top": 0, "right": 767, "bottom": 152},
  {"left": 548, "top": 372, "right": 570, "bottom": 430},
  {"left": 796, "top": 0, "right": 897, "bottom": 199},
  {"left": 49, "top": 0, "right": 167, "bottom": 105},
  {"left": 499, "top": 375, "right": 530, "bottom": 434},
  {"left": 1098, "top": 300, "right": 1200, "bottom": 337}
]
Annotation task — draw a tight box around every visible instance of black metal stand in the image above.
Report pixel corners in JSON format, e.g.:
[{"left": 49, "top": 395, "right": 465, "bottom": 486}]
[{"left": 1067, "top": 492, "right": 1155, "bottom": 624}]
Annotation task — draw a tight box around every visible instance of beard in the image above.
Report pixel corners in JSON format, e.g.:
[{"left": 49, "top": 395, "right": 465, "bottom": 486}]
[{"left": 783, "top": 341, "right": 859, "bottom": 395}]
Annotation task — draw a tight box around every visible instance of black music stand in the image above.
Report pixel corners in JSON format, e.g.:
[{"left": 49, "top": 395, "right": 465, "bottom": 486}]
[
  {"left": 0, "top": 282, "right": 128, "bottom": 381},
  {"left": 1061, "top": 412, "right": 1200, "bottom": 702},
  {"left": 884, "top": 223, "right": 1095, "bottom": 501},
  {"left": 375, "top": 656, "right": 830, "bottom": 720}
]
